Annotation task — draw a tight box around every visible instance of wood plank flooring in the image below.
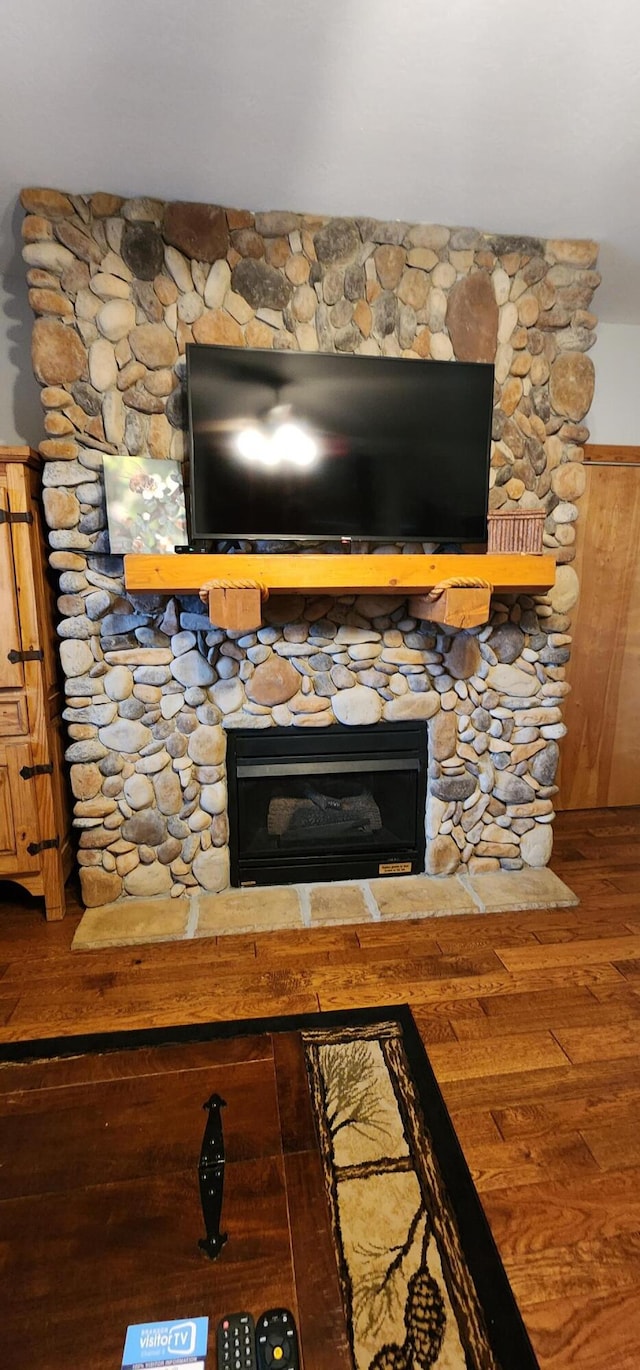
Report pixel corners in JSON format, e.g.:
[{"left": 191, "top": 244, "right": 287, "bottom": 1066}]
[{"left": 1, "top": 806, "right": 639, "bottom": 1369}]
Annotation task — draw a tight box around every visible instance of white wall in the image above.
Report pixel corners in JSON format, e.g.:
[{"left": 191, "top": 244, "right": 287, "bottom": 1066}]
[
  {"left": 0, "top": 271, "right": 42, "bottom": 447},
  {"left": 588, "top": 323, "right": 640, "bottom": 445}
]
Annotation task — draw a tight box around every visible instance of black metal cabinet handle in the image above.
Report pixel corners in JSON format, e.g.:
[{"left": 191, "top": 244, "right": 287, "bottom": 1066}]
[{"left": 198, "top": 1092, "right": 228, "bottom": 1259}]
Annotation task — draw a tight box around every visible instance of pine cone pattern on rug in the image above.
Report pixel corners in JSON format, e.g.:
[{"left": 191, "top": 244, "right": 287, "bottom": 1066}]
[
  {"left": 405, "top": 1268, "right": 447, "bottom": 1368},
  {"left": 369, "top": 1344, "right": 409, "bottom": 1370}
]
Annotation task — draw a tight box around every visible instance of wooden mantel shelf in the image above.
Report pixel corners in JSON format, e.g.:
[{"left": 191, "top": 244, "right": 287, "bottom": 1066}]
[{"left": 124, "top": 552, "right": 556, "bottom": 631}]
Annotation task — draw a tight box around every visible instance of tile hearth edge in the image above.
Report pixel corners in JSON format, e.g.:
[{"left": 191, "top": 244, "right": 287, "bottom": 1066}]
[{"left": 72, "top": 867, "right": 578, "bottom": 950}]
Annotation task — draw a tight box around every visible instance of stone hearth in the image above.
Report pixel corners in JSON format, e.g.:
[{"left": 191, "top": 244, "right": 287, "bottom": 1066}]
[{"left": 19, "top": 188, "right": 599, "bottom": 910}]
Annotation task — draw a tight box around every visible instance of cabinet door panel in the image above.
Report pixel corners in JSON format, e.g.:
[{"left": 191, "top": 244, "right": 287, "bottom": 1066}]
[
  {"left": 0, "top": 739, "right": 41, "bottom": 872},
  {"left": 0, "top": 694, "right": 28, "bottom": 736},
  {"left": 0, "top": 488, "right": 25, "bottom": 689}
]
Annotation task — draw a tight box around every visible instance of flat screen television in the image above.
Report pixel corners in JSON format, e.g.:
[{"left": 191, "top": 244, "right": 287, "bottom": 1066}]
[{"left": 187, "top": 344, "right": 493, "bottom": 542}]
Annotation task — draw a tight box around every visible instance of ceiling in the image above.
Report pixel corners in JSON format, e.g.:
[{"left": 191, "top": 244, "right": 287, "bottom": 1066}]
[{"left": 1, "top": 0, "right": 639, "bottom": 323}]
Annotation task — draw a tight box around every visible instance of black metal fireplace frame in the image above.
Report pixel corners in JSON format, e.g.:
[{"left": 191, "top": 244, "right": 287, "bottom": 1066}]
[{"left": 226, "top": 722, "right": 427, "bottom": 887}]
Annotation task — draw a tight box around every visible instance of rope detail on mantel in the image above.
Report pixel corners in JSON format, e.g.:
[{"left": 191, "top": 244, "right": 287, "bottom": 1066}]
[{"left": 424, "top": 575, "right": 493, "bottom": 600}]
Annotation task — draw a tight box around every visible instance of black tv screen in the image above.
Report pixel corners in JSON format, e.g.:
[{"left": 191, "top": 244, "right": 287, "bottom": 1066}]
[{"left": 187, "top": 345, "right": 493, "bottom": 542}]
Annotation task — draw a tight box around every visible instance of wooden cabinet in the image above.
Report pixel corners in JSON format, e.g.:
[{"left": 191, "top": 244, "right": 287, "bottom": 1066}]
[{"left": 0, "top": 447, "right": 71, "bottom": 919}]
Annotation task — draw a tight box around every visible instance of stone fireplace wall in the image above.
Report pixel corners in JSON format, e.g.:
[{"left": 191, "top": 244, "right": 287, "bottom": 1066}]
[{"left": 19, "top": 188, "right": 599, "bottom": 907}]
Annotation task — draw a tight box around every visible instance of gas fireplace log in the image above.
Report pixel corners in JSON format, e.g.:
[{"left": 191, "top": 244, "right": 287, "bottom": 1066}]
[{"left": 267, "top": 792, "right": 382, "bottom": 838}]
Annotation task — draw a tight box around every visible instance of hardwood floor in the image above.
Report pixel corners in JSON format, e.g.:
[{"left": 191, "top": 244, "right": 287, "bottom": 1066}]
[{"left": 1, "top": 806, "right": 639, "bottom": 1369}]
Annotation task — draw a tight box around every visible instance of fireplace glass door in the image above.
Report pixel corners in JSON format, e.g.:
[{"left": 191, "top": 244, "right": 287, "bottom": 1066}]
[{"left": 227, "top": 723, "right": 427, "bottom": 886}]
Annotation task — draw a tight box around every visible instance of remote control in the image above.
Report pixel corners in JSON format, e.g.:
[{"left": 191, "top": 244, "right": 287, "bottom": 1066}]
[
  {"left": 255, "top": 1309, "right": 299, "bottom": 1370},
  {"left": 217, "top": 1313, "right": 257, "bottom": 1370}
]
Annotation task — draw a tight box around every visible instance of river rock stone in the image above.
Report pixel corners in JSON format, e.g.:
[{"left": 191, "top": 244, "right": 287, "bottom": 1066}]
[
  {"left": 520, "top": 822, "right": 553, "bottom": 867},
  {"left": 59, "top": 637, "right": 94, "bottom": 677},
  {"left": 79, "top": 867, "right": 122, "bottom": 907},
  {"left": 124, "top": 860, "right": 172, "bottom": 895},
  {"left": 550, "top": 351, "right": 595, "bottom": 420},
  {"left": 97, "top": 299, "right": 136, "bottom": 342},
  {"left": 121, "top": 809, "right": 166, "bottom": 845},
  {"left": 531, "top": 742, "right": 560, "bottom": 786},
  {"left": 104, "top": 665, "right": 133, "bottom": 701},
  {"left": 191, "top": 309, "right": 244, "bottom": 346},
  {"left": 493, "top": 772, "right": 535, "bottom": 805},
  {"left": 245, "top": 657, "right": 299, "bottom": 706},
  {"left": 549, "top": 564, "right": 580, "bottom": 614},
  {"left": 551, "top": 462, "right": 587, "bottom": 501},
  {"left": 66, "top": 739, "right": 108, "bottom": 763},
  {"left": 29, "top": 287, "right": 74, "bottom": 319},
  {"left": 170, "top": 650, "right": 215, "bottom": 687},
  {"left": 98, "top": 718, "right": 151, "bottom": 752},
  {"left": 21, "top": 187, "right": 75, "bottom": 218},
  {"left": 203, "top": 259, "right": 232, "bottom": 309},
  {"left": 425, "top": 835, "right": 460, "bottom": 875},
  {"left": 382, "top": 692, "right": 440, "bottom": 720},
  {"left": 187, "top": 725, "right": 225, "bottom": 766},
  {"left": 41, "top": 487, "right": 79, "bottom": 528},
  {"left": 153, "top": 767, "right": 182, "bottom": 815},
  {"left": 123, "top": 774, "right": 154, "bottom": 809},
  {"left": 332, "top": 686, "right": 382, "bottom": 726},
  {"left": 489, "top": 623, "right": 525, "bottom": 664},
  {"left": 231, "top": 258, "right": 292, "bottom": 310},
  {"left": 210, "top": 679, "right": 244, "bottom": 714},
  {"left": 32, "top": 319, "right": 86, "bottom": 385},
  {"left": 446, "top": 271, "right": 498, "bottom": 362},
  {"left": 255, "top": 211, "right": 300, "bottom": 237},
  {"left": 192, "top": 846, "right": 229, "bottom": 892},
  {"left": 430, "top": 710, "right": 457, "bottom": 760},
  {"left": 374, "top": 245, "right": 406, "bottom": 290},
  {"left": 487, "top": 665, "right": 539, "bottom": 697},
  {"left": 130, "top": 323, "right": 178, "bottom": 369},
  {"left": 445, "top": 633, "right": 481, "bottom": 680},
  {"left": 164, "top": 201, "right": 229, "bottom": 261},
  {"left": 23, "top": 240, "right": 76, "bottom": 274},
  {"left": 121, "top": 221, "right": 164, "bottom": 279},
  {"left": 89, "top": 338, "right": 117, "bottom": 391},
  {"left": 69, "top": 762, "right": 103, "bottom": 800},
  {"left": 372, "top": 292, "right": 397, "bottom": 338},
  {"left": 431, "top": 774, "right": 476, "bottom": 801},
  {"left": 201, "top": 781, "right": 227, "bottom": 816},
  {"left": 314, "top": 219, "right": 360, "bottom": 263},
  {"left": 157, "top": 836, "right": 183, "bottom": 865}
]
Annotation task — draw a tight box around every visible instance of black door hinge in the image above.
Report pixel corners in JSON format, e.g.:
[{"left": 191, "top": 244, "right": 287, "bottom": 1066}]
[
  {"left": 20, "top": 763, "right": 54, "bottom": 781},
  {"left": 198, "top": 1093, "right": 228, "bottom": 1260},
  {"left": 27, "top": 836, "right": 59, "bottom": 856},
  {"left": 7, "top": 648, "right": 44, "bottom": 664},
  {"left": 0, "top": 509, "right": 33, "bottom": 525}
]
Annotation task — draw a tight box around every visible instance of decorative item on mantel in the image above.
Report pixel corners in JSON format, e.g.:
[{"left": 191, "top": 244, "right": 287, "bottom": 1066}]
[
  {"left": 103, "top": 455, "right": 187, "bottom": 554},
  {"left": 487, "top": 509, "right": 545, "bottom": 554}
]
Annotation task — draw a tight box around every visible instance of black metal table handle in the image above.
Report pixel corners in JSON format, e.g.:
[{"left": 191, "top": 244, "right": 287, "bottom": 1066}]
[{"left": 198, "top": 1092, "right": 228, "bottom": 1259}]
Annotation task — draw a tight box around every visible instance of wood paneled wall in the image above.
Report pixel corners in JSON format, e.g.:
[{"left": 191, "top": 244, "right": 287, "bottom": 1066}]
[{"left": 558, "top": 460, "right": 640, "bottom": 809}]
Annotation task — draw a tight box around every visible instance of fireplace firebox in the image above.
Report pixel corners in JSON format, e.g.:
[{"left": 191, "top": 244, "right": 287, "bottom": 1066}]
[{"left": 227, "top": 723, "right": 427, "bottom": 887}]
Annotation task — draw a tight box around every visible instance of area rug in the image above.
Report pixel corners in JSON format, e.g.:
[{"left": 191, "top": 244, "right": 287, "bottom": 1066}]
[
  {"left": 304, "top": 1017, "right": 537, "bottom": 1370},
  {"left": 0, "top": 1008, "right": 537, "bottom": 1370}
]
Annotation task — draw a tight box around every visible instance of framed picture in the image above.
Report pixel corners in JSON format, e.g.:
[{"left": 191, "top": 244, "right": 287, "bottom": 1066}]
[{"left": 103, "top": 456, "right": 188, "bottom": 554}]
